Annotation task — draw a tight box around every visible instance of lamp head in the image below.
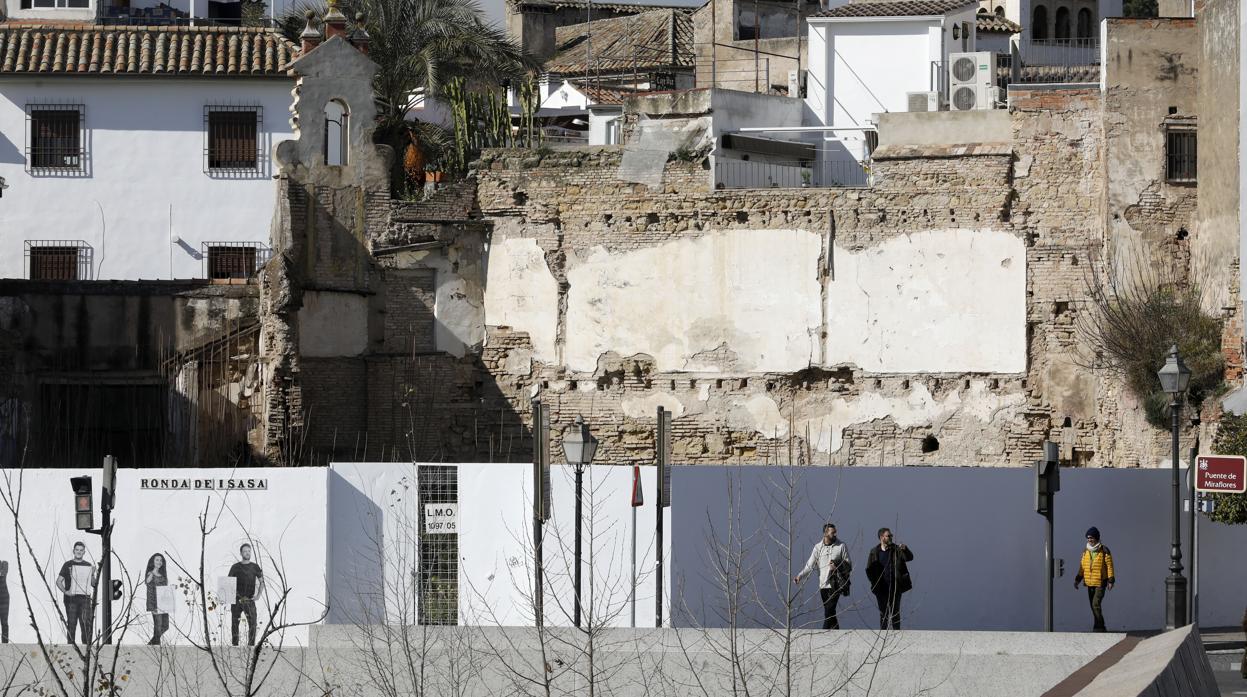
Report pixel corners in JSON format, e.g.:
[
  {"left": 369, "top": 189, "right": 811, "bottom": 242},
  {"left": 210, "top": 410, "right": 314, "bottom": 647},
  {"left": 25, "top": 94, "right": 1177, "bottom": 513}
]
[
  {"left": 1157, "top": 344, "right": 1192, "bottom": 397},
  {"left": 562, "top": 415, "right": 598, "bottom": 467}
]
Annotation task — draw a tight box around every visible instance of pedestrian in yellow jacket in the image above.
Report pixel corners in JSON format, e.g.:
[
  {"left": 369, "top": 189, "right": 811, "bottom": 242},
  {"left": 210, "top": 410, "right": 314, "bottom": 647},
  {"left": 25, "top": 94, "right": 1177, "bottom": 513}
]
[{"left": 1074, "top": 526, "right": 1115, "bottom": 632}]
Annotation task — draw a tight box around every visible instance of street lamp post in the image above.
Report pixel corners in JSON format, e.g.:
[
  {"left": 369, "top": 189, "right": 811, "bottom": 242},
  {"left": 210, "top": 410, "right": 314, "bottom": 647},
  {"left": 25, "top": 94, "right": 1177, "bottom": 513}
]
[
  {"left": 563, "top": 415, "right": 598, "bottom": 629},
  {"left": 1157, "top": 345, "right": 1191, "bottom": 630}
]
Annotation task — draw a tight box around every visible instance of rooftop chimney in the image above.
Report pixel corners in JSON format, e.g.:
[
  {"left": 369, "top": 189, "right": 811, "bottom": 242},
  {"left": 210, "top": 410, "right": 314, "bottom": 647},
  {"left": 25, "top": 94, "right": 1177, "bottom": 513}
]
[
  {"left": 299, "top": 10, "right": 323, "bottom": 53},
  {"left": 323, "top": 0, "right": 349, "bottom": 41},
  {"left": 348, "top": 12, "right": 371, "bottom": 54}
]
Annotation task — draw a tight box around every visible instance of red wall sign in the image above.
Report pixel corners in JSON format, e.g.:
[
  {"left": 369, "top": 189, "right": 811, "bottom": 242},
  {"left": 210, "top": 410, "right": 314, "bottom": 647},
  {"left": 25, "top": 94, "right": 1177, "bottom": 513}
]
[{"left": 1195, "top": 455, "right": 1247, "bottom": 493}]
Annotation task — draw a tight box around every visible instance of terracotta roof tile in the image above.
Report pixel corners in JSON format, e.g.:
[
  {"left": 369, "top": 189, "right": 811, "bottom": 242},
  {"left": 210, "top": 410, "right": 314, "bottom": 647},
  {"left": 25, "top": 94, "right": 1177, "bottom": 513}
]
[
  {"left": 547, "top": 8, "right": 692, "bottom": 75},
  {"left": 571, "top": 81, "right": 633, "bottom": 104},
  {"left": 976, "top": 12, "right": 1021, "bottom": 32},
  {"left": 0, "top": 24, "right": 297, "bottom": 76},
  {"left": 813, "top": 0, "right": 977, "bottom": 18}
]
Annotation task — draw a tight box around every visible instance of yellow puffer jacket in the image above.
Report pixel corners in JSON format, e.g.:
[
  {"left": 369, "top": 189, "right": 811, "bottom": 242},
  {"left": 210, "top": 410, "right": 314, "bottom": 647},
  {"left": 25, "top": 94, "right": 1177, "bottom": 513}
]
[{"left": 1078, "top": 545, "right": 1115, "bottom": 588}]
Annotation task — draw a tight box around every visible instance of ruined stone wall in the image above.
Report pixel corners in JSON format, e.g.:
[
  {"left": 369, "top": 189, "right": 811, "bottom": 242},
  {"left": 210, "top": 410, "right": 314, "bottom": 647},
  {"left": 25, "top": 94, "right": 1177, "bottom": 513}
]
[
  {"left": 255, "top": 38, "right": 1216, "bottom": 468},
  {"left": 468, "top": 142, "right": 1050, "bottom": 467},
  {"left": 447, "top": 89, "right": 1194, "bottom": 469}
]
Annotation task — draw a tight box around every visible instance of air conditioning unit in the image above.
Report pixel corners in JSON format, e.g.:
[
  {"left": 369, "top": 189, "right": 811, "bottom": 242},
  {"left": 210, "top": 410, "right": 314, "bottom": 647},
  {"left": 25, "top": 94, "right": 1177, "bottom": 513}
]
[
  {"left": 906, "top": 91, "right": 942, "bottom": 112},
  {"left": 787, "top": 69, "right": 807, "bottom": 98},
  {"left": 947, "top": 51, "right": 994, "bottom": 111}
]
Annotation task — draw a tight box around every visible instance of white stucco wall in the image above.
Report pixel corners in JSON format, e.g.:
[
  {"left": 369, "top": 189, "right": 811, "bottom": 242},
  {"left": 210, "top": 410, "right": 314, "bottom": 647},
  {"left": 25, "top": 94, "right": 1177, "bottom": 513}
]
[
  {"left": 826, "top": 229, "right": 1026, "bottom": 373},
  {"left": 588, "top": 108, "right": 623, "bottom": 145},
  {"left": 488, "top": 228, "right": 1026, "bottom": 376},
  {"left": 299, "top": 291, "right": 370, "bottom": 358},
  {"left": 821, "top": 19, "right": 941, "bottom": 128},
  {"left": 483, "top": 236, "right": 560, "bottom": 363},
  {"left": 564, "top": 229, "right": 824, "bottom": 373},
  {"left": 0, "top": 78, "right": 293, "bottom": 280}
]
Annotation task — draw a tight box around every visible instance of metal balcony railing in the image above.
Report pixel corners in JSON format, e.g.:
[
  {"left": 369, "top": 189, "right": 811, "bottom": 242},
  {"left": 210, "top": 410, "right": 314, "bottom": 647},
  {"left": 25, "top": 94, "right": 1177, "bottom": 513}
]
[{"left": 715, "top": 159, "right": 868, "bottom": 190}]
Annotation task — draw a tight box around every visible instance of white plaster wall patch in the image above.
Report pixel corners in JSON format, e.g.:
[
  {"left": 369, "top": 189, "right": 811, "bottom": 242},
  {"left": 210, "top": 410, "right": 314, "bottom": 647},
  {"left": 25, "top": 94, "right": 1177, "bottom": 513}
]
[
  {"left": 622, "top": 392, "right": 686, "bottom": 419},
  {"left": 565, "top": 229, "right": 823, "bottom": 373},
  {"left": 483, "top": 237, "right": 560, "bottom": 363},
  {"left": 825, "top": 229, "right": 1026, "bottom": 373},
  {"left": 800, "top": 382, "right": 1026, "bottom": 453}
]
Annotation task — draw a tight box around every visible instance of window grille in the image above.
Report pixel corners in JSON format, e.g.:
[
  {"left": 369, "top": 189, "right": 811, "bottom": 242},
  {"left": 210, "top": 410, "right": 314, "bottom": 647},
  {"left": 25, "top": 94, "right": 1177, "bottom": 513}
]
[
  {"left": 25, "top": 241, "right": 93, "bottom": 280},
  {"left": 204, "top": 106, "right": 262, "bottom": 173},
  {"left": 417, "top": 465, "right": 458, "bottom": 625},
  {"left": 203, "top": 242, "right": 269, "bottom": 279},
  {"left": 1165, "top": 128, "right": 1196, "bottom": 184},
  {"left": 24, "top": 0, "right": 89, "bottom": 8},
  {"left": 26, "top": 105, "right": 85, "bottom": 174}
]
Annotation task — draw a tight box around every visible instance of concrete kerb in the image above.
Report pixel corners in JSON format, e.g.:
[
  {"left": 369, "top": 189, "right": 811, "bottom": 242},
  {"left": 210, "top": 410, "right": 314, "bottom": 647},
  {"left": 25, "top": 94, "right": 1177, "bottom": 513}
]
[
  {"left": 1068, "top": 625, "right": 1219, "bottom": 697},
  {"left": 0, "top": 629, "right": 1160, "bottom": 696}
]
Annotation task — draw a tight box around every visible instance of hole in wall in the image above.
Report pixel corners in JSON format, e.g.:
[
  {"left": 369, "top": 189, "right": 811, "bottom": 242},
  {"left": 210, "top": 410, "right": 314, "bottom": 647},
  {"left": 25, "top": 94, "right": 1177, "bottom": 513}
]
[
  {"left": 921, "top": 435, "right": 940, "bottom": 453},
  {"left": 736, "top": 211, "right": 749, "bottom": 223},
  {"left": 569, "top": 380, "right": 578, "bottom": 390},
  {"left": 901, "top": 379, "right": 910, "bottom": 390},
  {"left": 1062, "top": 416, "right": 1073, "bottom": 427},
  {"left": 646, "top": 213, "right": 660, "bottom": 225},
  {"left": 1168, "top": 105, "right": 1178, "bottom": 115},
  {"left": 513, "top": 191, "right": 527, "bottom": 206},
  {"left": 1176, "top": 227, "right": 1189, "bottom": 241}
]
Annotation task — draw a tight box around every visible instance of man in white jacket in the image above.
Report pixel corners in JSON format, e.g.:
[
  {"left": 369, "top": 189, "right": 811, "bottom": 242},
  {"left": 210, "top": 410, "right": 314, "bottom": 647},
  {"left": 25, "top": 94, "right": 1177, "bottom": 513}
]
[{"left": 793, "top": 523, "right": 851, "bottom": 629}]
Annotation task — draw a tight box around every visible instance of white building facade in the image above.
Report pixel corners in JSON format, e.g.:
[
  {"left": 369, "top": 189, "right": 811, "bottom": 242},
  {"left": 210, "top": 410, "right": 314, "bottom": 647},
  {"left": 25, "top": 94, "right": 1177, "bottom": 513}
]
[
  {"left": 805, "top": 0, "right": 980, "bottom": 162},
  {"left": 0, "top": 25, "right": 296, "bottom": 280}
]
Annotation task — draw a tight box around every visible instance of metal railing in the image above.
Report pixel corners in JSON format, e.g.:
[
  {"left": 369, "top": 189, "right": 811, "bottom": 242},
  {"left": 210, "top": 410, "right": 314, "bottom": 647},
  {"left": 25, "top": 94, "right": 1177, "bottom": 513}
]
[
  {"left": 201, "top": 242, "right": 271, "bottom": 280},
  {"left": 1012, "top": 38, "right": 1102, "bottom": 83},
  {"left": 25, "top": 241, "right": 93, "bottom": 281},
  {"left": 715, "top": 159, "right": 868, "bottom": 190},
  {"left": 25, "top": 103, "right": 86, "bottom": 175}
]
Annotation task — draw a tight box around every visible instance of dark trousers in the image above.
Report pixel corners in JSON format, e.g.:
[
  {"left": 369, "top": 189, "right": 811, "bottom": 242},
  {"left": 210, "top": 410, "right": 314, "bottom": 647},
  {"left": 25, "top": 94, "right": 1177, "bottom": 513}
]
[
  {"left": 64, "top": 595, "right": 91, "bottom": 644},
  {"left": 150, "top": 613, "right": 168, "bottom": 645},
  {"left": 874, "top": 585, "right": 901, "bottom": 630},
  {"left": 819, "top": 588, "right": 842, "bottom": 630},
  {"left": 1087, "top": 585, "right": 1106, "bottom": 631},
  {"left": 0, "top": 585, "right": 9, "bottom": 643},
  {"left": 231, "top": 599, "right": 257, "bottom": 646}
]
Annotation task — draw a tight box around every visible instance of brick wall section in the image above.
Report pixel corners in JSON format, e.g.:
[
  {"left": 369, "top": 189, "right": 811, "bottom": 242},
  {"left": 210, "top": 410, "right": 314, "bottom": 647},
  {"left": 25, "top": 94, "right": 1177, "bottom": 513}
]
[
  {"left": 391, "top": 180, "right": 480, "bottom": 222},
  {"left": 381, "top": 268, "right": 436, "bottom": 354},
  {"left": 300, "top": 357, "right": 368, "bottom": 456}
]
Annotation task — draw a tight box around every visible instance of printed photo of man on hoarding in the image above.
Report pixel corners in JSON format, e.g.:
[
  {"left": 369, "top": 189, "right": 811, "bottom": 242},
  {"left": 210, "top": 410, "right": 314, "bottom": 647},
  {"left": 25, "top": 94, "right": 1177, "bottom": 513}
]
[
  {"left": 228, "top": 543, "right": 263, "bottom": 646},
  {"left": 56, "top": 541, "right": 97, "bottom": 645}
]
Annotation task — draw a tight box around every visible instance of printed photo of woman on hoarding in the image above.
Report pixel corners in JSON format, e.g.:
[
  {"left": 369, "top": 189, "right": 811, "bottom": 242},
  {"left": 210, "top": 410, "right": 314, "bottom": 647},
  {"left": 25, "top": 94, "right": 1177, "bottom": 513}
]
[{"left": 144, "top": 553, "right": 169, "bottom": 645}]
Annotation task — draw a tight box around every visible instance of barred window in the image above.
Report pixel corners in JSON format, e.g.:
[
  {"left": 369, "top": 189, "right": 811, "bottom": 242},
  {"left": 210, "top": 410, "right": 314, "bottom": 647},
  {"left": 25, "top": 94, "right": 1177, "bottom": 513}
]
[
  {"left": 28, "top": 107, "right": 84, "bottom": 172},
  {"left": 206, "top": 107, "right": 260, "bottom": 172},
  {"left": 206, "top": 245, "right": 258, "bottom": 279},
  {"left": 1165, "top": 128, "right": 1196, "bottom": 184},
  {"left": 27, "top": 243, "right": 89, "bottom": 280}
]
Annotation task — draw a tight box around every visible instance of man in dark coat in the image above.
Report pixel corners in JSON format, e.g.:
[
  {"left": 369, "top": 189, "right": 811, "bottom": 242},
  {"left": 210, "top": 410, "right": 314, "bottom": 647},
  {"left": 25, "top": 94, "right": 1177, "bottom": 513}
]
[{"left": 865, "top": 528, "right": 914, "bottom": 630}]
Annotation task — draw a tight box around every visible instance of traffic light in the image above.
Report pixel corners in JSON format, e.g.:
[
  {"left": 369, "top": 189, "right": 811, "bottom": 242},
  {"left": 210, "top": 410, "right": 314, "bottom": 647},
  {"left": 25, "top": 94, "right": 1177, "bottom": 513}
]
[
  {"left": 111, "top": 580, "right": 123, "bottom": 601},
  {"left": 70, "top": 476, "right": 93, "bottom": 531},
  {"left": 1035, "top": 441, "right": 1060, "bottom": 515}
]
